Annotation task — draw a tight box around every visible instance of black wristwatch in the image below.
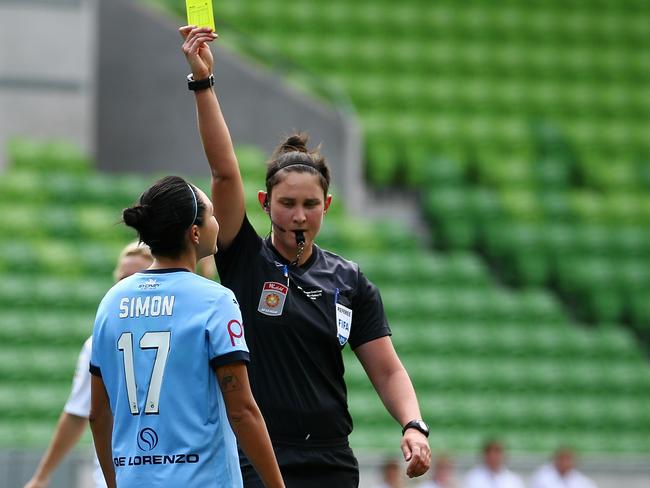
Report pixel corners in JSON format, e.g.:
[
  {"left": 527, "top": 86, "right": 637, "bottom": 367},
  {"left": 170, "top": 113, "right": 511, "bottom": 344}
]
[
  {"left": 402, "top": 419, "right": 429, "bottom": 438},
  {"left": 187, "top": 73, "right": 215, "bottom": 91}
]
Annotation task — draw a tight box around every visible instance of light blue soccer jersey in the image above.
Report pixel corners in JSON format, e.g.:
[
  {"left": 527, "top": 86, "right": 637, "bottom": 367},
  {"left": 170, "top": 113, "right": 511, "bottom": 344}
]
[{"left": 90, "top": 269, "right": 249, "bottom": 487}]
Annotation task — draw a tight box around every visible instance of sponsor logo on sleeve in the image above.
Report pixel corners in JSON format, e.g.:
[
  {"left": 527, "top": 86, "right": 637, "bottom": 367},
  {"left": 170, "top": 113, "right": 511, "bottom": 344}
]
[{"left": 227, "top": 319, "right": 244, "bottom": 347}]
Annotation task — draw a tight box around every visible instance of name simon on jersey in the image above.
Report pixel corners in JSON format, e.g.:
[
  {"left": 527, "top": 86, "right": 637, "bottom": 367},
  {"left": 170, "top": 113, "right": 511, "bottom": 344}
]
[
  {"left": 113, "top": 453, "right": 199, "bottom": 467},
  {"left": 119, "top": 295, "right": 175, "bottom": 318}
]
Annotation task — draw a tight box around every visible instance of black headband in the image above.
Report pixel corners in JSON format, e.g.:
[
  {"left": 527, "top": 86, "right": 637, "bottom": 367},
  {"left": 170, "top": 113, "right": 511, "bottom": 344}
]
[{"left": 267, "top": 161, "right": 325, "bottom": 182}]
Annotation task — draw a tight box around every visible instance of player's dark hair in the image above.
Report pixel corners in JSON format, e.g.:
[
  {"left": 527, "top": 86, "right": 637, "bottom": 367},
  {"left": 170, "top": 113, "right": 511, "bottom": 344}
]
[
  {"left": 122, "top": 175, "right": 205, "bottom": 258},
  {"left": 266, "top": 133, "right": 331, "bottom": 199}
]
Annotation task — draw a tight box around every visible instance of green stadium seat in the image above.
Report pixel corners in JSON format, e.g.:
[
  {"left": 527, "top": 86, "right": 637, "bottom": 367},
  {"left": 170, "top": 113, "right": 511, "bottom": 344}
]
[
  {"left": 0, "top": 346, "right": 79, "bottom": 383},
  {"left": 0, "top": 241, "right": 40, "bottom": 275},
  {"left": 421, "top": 157, "right": 464, "bottom": 188},
  {"left": 443, "top": 253, "right": 490, "bottom": 287},
  {"left": 46, "top": 173, "right": 88, "bottom": 204},
  {"left": 508, "top": 247, "right": 550, "bottom": 287},
  {"left": 347, "top": 390, "right": 389, "bottom": 424},
  {"left": 0, "top": 275, "right": 110, "bottom": 311},
  {"left": 0, "top": 171, "right": 43, "bottom": 203},
  {"left": 628, "top": 291, "right": 650, "bottom": 330},
  {"left": 365, "top": 140, "right": 398, "bottom": 187},
  {"left": 0, "top": 310, "right": 91, "bottom": 346},
  {"left": 36, "top": 242, "right": 83, "bottom": 275},
  {"left": 355, "top": 253, "right": 445, "bottom": 287},
  {"left": 538, "top": 191, "right": 572, "bottom": 221},
  {"left": 0, "top": 384, "right": 70, "bottom": 419},
  {"left": 8, "top": 139, "right": 90, "bottom": 174},
  {"left": 425, "top": 188, "right": 477, "bottom": 249},
  {"left": 0, "top": 205, "right": 44, "bottom": 240},
  {"left": 381, "top": 286, "right": 452, "bottom": 321},
  {"left": 349, "top": 426, "right": 398, "bottom": 451},
  {"left": 581, "top": 285, "right": 624, "bottom": 323}
]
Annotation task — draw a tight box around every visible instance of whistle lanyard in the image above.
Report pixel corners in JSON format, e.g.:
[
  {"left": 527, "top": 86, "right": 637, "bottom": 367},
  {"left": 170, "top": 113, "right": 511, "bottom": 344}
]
[
  {"left": 291, "top": 240, "right": 305, "bottom": 266},
  {"left": 282, "top": 264, "right": 320, "bottom": 301},
  {"left": 283, "top": 265, "right": 290, "bottom": 288}
]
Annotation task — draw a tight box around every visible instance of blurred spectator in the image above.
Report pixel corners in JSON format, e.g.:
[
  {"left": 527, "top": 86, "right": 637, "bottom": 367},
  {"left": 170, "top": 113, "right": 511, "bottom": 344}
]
[
  {"left": 23, "top": 241, "right": 153, "bottom": 488},
  {"left": 463, "top": 439, "right": 524, "bottom": 488},
  {"left": 418, "top": 454, "right": 456, "bottom": 488},
  {"left": 529, "top": 447, "right": 598, "bottom": 488},
  {"left": 373, "top": 458, "right": 404, "bottom": 488}
]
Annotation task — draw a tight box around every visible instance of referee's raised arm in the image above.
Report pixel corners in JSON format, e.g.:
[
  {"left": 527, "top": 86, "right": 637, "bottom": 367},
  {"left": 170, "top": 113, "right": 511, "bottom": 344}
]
[{"left": 180, "top": 25, "right": 246, "bottom": 250}]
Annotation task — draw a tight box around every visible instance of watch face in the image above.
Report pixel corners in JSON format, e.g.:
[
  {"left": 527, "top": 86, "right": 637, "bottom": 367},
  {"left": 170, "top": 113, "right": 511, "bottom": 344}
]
[{"left": 404, "top": 419, "right": 429, "bottom": 437}]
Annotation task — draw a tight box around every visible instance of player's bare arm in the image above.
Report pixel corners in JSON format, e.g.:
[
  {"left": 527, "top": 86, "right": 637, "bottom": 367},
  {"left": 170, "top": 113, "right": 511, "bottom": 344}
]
[
  {"left": 89, "top": 375, "right": 116, "bottom": 488},
  {"left": 23, "top": 413, "right": 86, "bottom": 488},
  {"left": 219, "top": 366, "right": 243, "bottom": 394},
  {"left": 216, "top": 362, "right": 285, "bottom": 487}
]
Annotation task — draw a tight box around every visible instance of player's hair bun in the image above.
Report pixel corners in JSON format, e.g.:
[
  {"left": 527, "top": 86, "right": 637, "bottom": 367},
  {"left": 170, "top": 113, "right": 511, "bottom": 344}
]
[
  {"left": 122, "top": 204, "right": 151, "bottom": 231},
  {"left": 122, "top": 176, "right": 206, "bottom": 258}
]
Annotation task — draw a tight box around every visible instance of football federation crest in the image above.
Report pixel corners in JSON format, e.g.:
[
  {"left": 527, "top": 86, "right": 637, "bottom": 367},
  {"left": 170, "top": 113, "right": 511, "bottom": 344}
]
[{"left": 258, "top": 282, "right": 288, "bottom": 316}]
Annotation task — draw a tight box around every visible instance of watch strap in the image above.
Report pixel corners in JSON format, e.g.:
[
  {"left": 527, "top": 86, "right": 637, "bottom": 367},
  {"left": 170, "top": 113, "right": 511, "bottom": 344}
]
[
  {"left": 187, "top": 73, "right": 215, "bottom": 91},
  {"left": 402, "top": 419, "right": 429, "bottom": 437}
]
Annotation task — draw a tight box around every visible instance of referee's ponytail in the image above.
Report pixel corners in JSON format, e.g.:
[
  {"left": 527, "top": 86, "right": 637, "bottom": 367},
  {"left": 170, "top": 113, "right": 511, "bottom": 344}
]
[{"left": 123, "top": 175, "right": 205, "bottom": 258}]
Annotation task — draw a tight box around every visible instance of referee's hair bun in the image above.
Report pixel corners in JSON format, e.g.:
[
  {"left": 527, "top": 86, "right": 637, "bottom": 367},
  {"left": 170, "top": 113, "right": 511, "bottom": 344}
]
[
  {"left": 122, "top": 204, "right": 150, "bottom": 230},
  {"left": 266, "top": 132, "right": 330, "bottom": 190},
  {"left": 278, "top": 133, "right": 309, "bottom": 154}
]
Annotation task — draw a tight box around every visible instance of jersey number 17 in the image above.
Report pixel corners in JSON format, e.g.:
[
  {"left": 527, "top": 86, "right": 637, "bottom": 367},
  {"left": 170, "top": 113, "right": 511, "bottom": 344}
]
[{"left": 117, "top": 331, "right": 170, "bottom": 415}]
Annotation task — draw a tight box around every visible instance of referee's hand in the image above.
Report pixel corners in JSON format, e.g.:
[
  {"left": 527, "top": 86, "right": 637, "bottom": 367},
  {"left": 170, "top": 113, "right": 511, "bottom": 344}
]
[{"left": 401, "top": 430, "right": 431, "bottom": 478}]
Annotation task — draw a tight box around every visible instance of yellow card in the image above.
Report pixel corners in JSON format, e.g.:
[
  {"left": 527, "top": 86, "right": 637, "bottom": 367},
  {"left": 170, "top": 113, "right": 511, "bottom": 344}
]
[{"left": 186, "top": 0, "right": 216, "bottom": 32}]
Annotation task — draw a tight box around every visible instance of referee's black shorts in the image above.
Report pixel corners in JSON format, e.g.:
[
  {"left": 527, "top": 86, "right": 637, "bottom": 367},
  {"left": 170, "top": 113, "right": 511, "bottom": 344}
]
[{"left": 240, "top": 441, "right": 359, "bottom": 488}]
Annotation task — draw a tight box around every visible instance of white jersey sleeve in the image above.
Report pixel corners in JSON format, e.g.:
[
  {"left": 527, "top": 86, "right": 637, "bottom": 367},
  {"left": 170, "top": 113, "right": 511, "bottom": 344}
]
[{"left": 64, "top": 337, "right": 93, "bottom": 418}]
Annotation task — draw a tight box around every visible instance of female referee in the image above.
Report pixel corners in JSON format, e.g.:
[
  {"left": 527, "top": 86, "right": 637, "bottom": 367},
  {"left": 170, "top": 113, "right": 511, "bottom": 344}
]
[
  {"left": 180, "top": 26, "right": 431, "bottom": 487},
  {"left": 89, "top": 176, "right": 285, "bottom": 488}
]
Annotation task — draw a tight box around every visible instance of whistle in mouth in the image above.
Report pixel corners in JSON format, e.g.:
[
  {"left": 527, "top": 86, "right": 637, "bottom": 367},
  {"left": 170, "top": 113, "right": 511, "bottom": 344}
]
[{"left": 294, "top": 230, "right": 306, "bottom": 245}]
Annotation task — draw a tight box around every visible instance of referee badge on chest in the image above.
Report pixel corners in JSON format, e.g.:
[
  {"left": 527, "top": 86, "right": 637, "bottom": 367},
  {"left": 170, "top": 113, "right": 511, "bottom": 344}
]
[
  {"left": 335, "top": 303, "right": 353, "bottom": 346},
  {"left": 258, "top": 282, "right": 288, "bottom": 316}
]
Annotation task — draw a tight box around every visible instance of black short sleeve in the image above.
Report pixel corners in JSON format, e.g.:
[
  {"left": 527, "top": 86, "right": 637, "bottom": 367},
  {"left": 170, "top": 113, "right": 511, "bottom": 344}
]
[
  {"left": 89, "top": 363, "right": 102, "bottom": 377},
  {"left": 209, "top": 351, "right": 251, "bottom": 371},
  {"left": 215, "top": 215, "right": 262, "bottom": 283},
  {"left": 348, "top": 269, "right": 391, "bottom": 350}
]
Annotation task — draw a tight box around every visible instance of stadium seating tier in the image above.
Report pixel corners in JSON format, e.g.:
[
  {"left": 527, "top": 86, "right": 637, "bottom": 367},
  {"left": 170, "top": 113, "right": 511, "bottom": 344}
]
[{"left": 6, "top": 140, "right": 650, "bottom": 454}]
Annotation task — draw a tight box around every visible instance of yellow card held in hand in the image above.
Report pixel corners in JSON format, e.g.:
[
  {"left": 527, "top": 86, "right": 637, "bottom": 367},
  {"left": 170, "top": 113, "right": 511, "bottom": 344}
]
[{"left": 186, "top": 0, "right": 216, "bottom": 32}]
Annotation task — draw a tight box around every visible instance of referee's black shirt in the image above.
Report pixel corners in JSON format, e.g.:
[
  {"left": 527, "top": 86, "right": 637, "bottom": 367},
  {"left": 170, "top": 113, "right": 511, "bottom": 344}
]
[{"left": 215, "top": 215, "right": 391, "bottom": 444}]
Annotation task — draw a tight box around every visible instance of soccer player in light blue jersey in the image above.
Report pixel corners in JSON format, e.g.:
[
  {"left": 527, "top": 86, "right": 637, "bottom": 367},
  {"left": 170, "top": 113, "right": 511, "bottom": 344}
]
[{"left": 89, "top": 176, "right": 284, "bottom": 488}]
